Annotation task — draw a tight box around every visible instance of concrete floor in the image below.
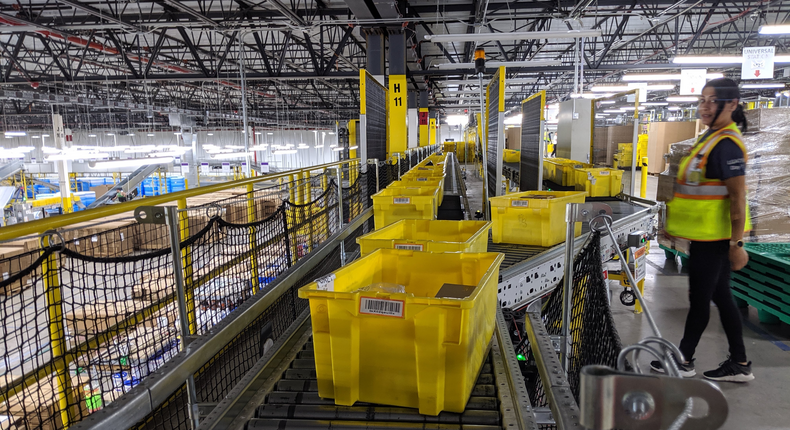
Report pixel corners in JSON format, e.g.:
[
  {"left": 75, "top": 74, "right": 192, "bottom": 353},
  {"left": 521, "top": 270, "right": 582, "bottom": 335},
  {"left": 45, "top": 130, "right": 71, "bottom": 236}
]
[
  {"left": 461, "top": 163, "right": 790, "bottom": 430},
  {"left": 611, "top": 246, "right": 790, "bottom": 430}
]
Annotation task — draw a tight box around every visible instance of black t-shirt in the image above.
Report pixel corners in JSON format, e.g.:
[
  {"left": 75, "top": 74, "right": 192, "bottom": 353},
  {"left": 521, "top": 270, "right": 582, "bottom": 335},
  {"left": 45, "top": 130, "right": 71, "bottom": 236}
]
[{"left": 698, "top": 130, "right": 746, "bottom": 180}]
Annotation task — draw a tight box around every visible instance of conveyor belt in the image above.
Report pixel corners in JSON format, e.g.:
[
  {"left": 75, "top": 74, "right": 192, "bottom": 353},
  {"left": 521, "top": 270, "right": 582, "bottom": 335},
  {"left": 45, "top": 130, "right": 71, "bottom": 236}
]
[{"left": 245, "top": 339, "right": 505, "bottom": 430}]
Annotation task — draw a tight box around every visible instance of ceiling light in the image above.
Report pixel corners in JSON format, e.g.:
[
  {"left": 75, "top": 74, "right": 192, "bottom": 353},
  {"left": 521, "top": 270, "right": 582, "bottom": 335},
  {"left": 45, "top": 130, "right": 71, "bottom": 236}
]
[
  {"left": 41, "top": 146, "right": 59, "bottom": 154},
  {"left": 599, "top": 100, "right": 616, "bottom": 104},
  {"left": 667, "top": 106, "right": 682, "bottom": 111},
  {"left": 327, "top": 132, "right": 335, "bottom": 135},
  {"left": 46, "top": 151, "right": 111, "bottom": 161},
  {"left": 446, "top": 115, "right": 470, "bottom": 125},
  {"left": 603, "top": 109, "right": 623, "bottom": 113},
  {"left": 267, "top": 132, "right": 274, "bottom": 135},
  {"left": 590, "top": 85, "right": 631, "bottom": 92},
  {"left": 642, "top": 102, "right": 669, "bottom": 106},
  {"left": 226, "top": 145, "right": 245, "bottom": 149},
  {"left": 504, "top": 114, "right": 523, "bottom": 125},
  {"left": 4, "top": 131, "right": 27, "bottom": 137},
  {"left": 436, "top": 60, "right": 561, "bottom": 70},
  {"left": 16, "top": 146, "right": 34, "bottom": 152},
  {"left": 672, "top": 56, "right": 742, "bottom": 64},
  {"left": 647, "top": 84, "right": 677, "bottom": 90},
  {"left": 250, "top": 145, "right": 268, "bottom": 151},
  {"left": 348, "top": 145, "right": 359, "bottom": 150},
  {"left": 107, "top": 133, "right": 115, "bottom": 136},
  {"left": 90, "top": 157, "right": 174, "bottom": 169},
  {"left": 741, "top": 83, "right": 786, "bottom": 89},
  {"left": 297, "top": 144, "right": 310, "bottom": 149},
  {"left": 442, "top": 78, "right": 538, "bottom": 86},
  {"left": 424, "top": 29, "right": 602, "bottom": 43},
  {"left": 758, "top": 25, "right": 790, "bottom": 35},
  {"left": 255, "top": 132, "right": 262, "bottom": 135},
  {"left": 31, "top": 135, "right": 40, "bottom": 139},
  {"left": 88, "top": 134, "right": 97, "bottom": 137},
  {"left": 174, "top": 132, "right": 182, "bottom": 135},
  {"left": 332, "top": 147, "right": 345, "bottom": 152},
  {"left": 207, "top": 132, "right": 214, "bottom": 136},
  {"left": 622, "top": 73, "right": 724, "bottom": 81},
  {"left": 42, "top": 134, "right": 50, "bottom": 137},
  {"left": 211, "top": 152, "right": 251, "bottom": 159},
  {"left": 127, "top": 133, "right": 135, "bottom": 136},
  {"left": 147, "top": 133, "right": 155, "bottom": 137},
  {"left": 273, "top": 149, "right": 298, "bottom": 155},
  {"left": 314, "top": 145, "right": 324, "bottom": 149},
  {"left": 666, "top": 96, "right": 699, "bottom": 102}
]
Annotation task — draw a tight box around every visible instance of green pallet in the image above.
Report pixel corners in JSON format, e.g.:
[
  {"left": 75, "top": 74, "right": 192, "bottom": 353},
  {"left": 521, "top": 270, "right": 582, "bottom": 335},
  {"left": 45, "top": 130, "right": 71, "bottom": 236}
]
[
  {"left": 731, "top": 276, "right": 790, "bottom": 305},
  {"left": 731, "top": 282, "right": 790, "bottom": 315},
  {"left": 731, "top": 289, "right": 790, "bottom": 325},
  {"left": 744, "top": 243, "right": 790, "bottom": 272},
  {"left": 659, "top": 244, "right": 690, "bottom": 266},
  {"left": 736, "top": 267, "right": 790, "bottom": 294}
]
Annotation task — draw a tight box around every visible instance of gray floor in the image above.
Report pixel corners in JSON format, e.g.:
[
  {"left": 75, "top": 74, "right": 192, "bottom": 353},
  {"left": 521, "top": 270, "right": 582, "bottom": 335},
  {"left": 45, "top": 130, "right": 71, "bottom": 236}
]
[
  {"left": 611, "top": 247, "right": 790, "bottom": 430},
  {"left": 461, "top": 163, "right": 790, "bottom": 430}
]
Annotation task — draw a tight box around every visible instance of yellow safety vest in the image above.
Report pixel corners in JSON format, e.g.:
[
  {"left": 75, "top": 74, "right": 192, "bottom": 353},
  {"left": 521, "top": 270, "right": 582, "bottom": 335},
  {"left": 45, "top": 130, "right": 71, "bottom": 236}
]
[{"left": 665, "top": 122, "right": 752, "bottom": 241}]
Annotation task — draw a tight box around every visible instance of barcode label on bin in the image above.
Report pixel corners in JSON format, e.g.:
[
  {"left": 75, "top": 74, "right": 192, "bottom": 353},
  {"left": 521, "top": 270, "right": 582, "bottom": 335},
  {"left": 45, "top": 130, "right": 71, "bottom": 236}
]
[
  {"left": 416, "top": 177, "right": 428, "bottom": 181},
  {"left": 599, "top": 171, "right": 610, "bottom": 176},
  {"left": 393, "top": 197, "right": 411, "bottom": 204},
  {"left": 511, "top": 200, "right": 530, "bottom": 208},
  {"left": 315, "top": 274, "right": 335, "bottom": 291},
  {"left": 394, "top": 243, "right": 424, "bottom": 251},
  {"left": 360, "top": 297, "right": 404, "bottom": 318}
]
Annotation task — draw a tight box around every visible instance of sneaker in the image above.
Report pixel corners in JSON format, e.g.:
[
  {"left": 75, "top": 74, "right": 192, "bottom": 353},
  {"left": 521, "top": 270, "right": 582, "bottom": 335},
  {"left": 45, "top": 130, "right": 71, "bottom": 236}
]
[
  {"left": 703, "top": 358, "right": 754, "bottom": 382},
  {"left": 650, "top": 357, "right": 696, "bottom": 377}
]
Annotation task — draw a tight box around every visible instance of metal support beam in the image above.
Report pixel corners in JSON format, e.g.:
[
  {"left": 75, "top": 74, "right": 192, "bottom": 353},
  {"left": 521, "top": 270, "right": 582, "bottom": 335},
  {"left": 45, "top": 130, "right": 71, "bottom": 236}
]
[{"left": 177, "top": 27, "right": 211, "bottom": 77}]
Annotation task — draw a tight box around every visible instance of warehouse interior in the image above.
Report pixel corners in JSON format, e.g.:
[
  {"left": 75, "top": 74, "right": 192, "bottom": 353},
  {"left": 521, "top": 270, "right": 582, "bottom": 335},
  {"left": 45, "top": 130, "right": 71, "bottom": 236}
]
[{"left": 1, "top": 1, "right": 789, "bottom": 429}]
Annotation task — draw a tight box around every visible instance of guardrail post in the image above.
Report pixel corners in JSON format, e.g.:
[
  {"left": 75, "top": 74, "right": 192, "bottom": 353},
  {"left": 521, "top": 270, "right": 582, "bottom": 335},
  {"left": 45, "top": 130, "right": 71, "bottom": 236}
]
[
  {"left": 304, "top": 171, "right": 314, "bottom": 252},
  {"left": 41, "top": 234, "right": 75, "bottom": 428},
  {"left": 561, "top": 203, "right": 577, "bottom": 372},
  {"left": 287, "top": 174, "right": 298, "bottom": 263},
  {"left": 246, "top": 184, "right": 261, "bottom": 294},
  {"left": 336, "top": 163, "right": 344, "bottom": 227},
  {"left": 177, "top": 198, "right": 196, "bottom": 334},
  {"left": 396, "top": 154, "right": 401, "bottom": 180},
  {"left": 165, "top": 207, "right": 200, "bottom": 430},
  {"left": 370, "top": 159, "right": 380, "bottom": 193}
]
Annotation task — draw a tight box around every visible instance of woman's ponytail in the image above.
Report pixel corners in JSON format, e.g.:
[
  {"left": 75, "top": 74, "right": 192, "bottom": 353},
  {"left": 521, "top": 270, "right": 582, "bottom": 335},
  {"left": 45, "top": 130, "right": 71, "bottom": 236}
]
[{"left": 732, "top": 103, "right": 747, "bottom": 132}]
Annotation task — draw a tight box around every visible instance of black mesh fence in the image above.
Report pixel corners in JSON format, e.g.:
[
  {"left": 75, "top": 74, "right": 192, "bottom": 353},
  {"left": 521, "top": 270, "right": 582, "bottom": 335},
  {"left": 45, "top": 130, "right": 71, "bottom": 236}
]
[
  {"left": 0, "top": 165, "right": 367, "bottom": 430},
  {"left": 511, "top": 233, "right": 623, "bottom": 429}
]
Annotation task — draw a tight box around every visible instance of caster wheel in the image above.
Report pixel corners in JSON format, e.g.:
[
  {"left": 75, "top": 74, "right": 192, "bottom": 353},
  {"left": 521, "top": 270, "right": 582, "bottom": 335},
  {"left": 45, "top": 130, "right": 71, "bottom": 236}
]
[{"left": 620, "top": 289, "right": 636, "bottom": 306}]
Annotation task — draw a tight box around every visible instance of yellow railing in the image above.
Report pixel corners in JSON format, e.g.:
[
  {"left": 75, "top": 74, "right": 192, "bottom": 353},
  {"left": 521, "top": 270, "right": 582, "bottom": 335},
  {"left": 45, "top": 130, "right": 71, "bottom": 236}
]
[{"left": 0, "top": 159, "right": 359, "bottom": 429}]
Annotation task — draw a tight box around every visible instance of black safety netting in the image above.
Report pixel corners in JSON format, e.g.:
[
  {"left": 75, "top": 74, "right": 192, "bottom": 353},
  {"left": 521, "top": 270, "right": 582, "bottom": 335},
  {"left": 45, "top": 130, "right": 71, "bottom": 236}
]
[
  {"left": 510, "top": 233, "right": 623, "bottom": 429},
  {"left": 342, "top": 170, "right": 370, "bottom": 223},
  {"left": 0, "top": 167, "right": 370, "bottom": 430}
]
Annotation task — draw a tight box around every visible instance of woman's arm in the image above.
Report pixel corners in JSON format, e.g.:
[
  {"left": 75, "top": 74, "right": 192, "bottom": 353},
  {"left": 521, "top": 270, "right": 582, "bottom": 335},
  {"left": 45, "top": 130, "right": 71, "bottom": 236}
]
[{"left": 724, "top": 175, "right": 749, "bottom": 271}]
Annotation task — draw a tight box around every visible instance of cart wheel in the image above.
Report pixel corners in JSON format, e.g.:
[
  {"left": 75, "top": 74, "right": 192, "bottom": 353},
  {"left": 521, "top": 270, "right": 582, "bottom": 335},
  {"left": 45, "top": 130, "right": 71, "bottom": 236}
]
[
  {"left": 664, "top": 249, "right": 675, "bottom": 260},
  {"left": 620, "top": 289, "right": 636, "bottom": 306}
]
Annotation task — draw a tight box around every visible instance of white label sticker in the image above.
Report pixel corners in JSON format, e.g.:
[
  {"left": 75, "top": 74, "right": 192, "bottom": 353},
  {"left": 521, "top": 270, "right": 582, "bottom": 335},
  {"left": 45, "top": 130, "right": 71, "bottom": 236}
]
[
  {"left": 120, "top": 232, "right": 125, "bottom": 241},
  {"left": 360, "top": 297, "right": 404, "bottom": 318},
  {"left": 394, "top": 243, "right": 424, "bottom": 251},
  {"left": 75, "top": 239, "right": 80, "bottom": 246},
  {"left": 91, "top": 235, "right": 98, "bottom": 243},
  {"left": 599, "top": 170, "right": 610, "bottom": 176},
  {"left": 2, "top": 272, "right": 8, "bottom": 280},
  {"left": 315, "top": 274, "right": 335, "bottom": 291},
  {"left": 393, "top": 197, "right": 411, "bottom": 204},
  {"left": 416, "top": 177, "right": 428, "bottom": 182},
  {"left": 511, "top": 200, "right": 530, "bottom": 208}
]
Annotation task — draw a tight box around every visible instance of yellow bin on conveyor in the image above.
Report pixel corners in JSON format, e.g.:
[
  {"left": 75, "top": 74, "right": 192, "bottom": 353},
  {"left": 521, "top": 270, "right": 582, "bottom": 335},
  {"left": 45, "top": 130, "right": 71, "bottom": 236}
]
[
  {"left": 573, "top": 167, "right": 623, "bottom": 197},
  {"left": 357, "top": 219, "right": 491, "bottom": 256},
  {"left": 372, "top": 186, "right": 440, "bottom": 230},
  {"left": 489, "top": 190, "right": 587, "bottom": 246},
  {"left": 389, "top": 178, "right": 445, "bottom": 205},
  {"left": 298, "top": 249, "right": 505, "bottom": 415}
]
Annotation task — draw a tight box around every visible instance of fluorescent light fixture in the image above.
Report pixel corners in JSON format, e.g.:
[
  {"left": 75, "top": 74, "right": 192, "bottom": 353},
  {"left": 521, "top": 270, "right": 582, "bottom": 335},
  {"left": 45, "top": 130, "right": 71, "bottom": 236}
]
[
  {"left": 642, "top": 102, "right": 669, "bottom": 106},
  {"left": 349, "top": 145, "right": 359, "bottom": 150},
  {"left": 332, "top": 147, "right": 345, "bottom": 152},
  {"left": 672, "top": 56, "right": 742, "bottom": 64},
  {"left": 88, "top": 134, "right": 97, "bottom": 137},
  {"left": 741, "top": 83, "right": 786, "bottom": 89},
  {"left": 437, "top": 60, "right": 561, "bottom": 70},
  {"left": 128, "top": 133, "right": 135, "bottom": 136},
  {"left": 174, "top": 132, "right": 182, "bottom": 135},
  {"left": 206, "top": 148, "right": 234, "bottom": 154},
  {"left": 667, "top": 106, "right": 682, "bottom": 111},
  {"left": 0, "top": 149, "right": 26, "bottom": 158},
  {"left": 211, "top": 152, "right": 251, "bottom": 159},
  {"left": 424, "top": 29, "right": 602, "bottom": 43},
  {"left": 297, "top": 144, "right": 310, "bottom": 149},
  {"left": 441, "top": 78, "right": 538, "bottom": 86},
  {"left": 41, "top": 146, "right": 60, "bottom": 154},
  {"left": 595, "top": 114, "right": 608, "bottom": 119},
  {"left": 327, "top": 132, "right": 335, "bottom": 135},
  {"left": 31, "top": 135, "right": 40, "bottom": 139},
  {"left": 504, "top": 114, "right": 523, "bottom": 125},
  {"left": 250, "top": 145, "right": 268, "bottom": 151},
  {"left": 90, "top": 156, "right": 174, "bottom": 169},
  {"left": 571, "top": 93, "right": 606, "bottom": 99},
  {"left": 273, "top": 149, "right": 298, "bottom": 155},
  {"left": 599, "top": 100, "right": 616, "bottom": 104},
  {"left": 226, "top": 145, "right": 245, "bottom": 150},
  {"left": 666, "top": 96, "right": 699, "bottom": 102},
  {"left": 42, "top": 134, "right": 50, "bottom": 137},
  {"left": 647, "top": 84, "right": 677, "bottom": 90},
  {"left": 16, "top": 146, "right": 34, "bottom": 152},
  {"left": 603, "top": 109, "right": 624, "bottom": 113},
  {"left": 150, "top": 150, "right": 186, "bottom": 157},
  {"left": 314, "top": 145, "right": 324, "bottom": 149},
  {"left": 591, "top": 84, "right": 675, "bottom": 92},
  {"left": 621, "top": 106, "right": 636, "bottom": 111},
  {"left": 4, "top": 131, "right": 27, "bottom": 137},
  {"left": 758, "top": 25, "right": 790, "bottom": 35},
  {"left": 622, "top": 73, "right": 724, "bottom": 81},
  {"left": 267, "top": 132, "right": 274, "bottom": 135},
  {"left": 147, "top": 133, "right": 155, "bottom": 137},
  {"left": 46, "top": 151, "right": 111, "bottom": 161},
  {"left": 255, "top": 132, "right": 262, "bottom": 135},
  {"left": 107, "top": 133, "right": 115, "bottom": 136},
  {"left": 207, "top": 132, "right": 214, "bottom": 136}
]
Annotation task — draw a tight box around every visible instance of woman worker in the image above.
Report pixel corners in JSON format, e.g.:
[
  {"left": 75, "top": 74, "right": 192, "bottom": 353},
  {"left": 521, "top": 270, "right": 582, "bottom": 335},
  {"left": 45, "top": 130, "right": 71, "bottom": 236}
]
[{"left": 651, "top": 77, "right": 754, "bottom": 382}]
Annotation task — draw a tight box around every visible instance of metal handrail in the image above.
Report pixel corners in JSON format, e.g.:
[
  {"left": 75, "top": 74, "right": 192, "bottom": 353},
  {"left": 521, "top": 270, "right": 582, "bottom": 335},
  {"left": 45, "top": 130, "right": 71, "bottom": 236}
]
[{"left": 0, "top": 159, "right": 360, "bottom": 242}]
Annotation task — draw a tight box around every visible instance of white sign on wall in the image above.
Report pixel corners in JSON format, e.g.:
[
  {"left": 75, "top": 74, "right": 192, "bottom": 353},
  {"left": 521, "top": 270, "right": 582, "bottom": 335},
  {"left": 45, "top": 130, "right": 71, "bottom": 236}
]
[
  {"left": 680, "top": 69, "right": 707, "bottom": 95},
  {"left": 200, "top": 162, "right": 210, "bottom": 174},
  {"left": 260, "top": 162, "right": 270, "bottom": 173},
  {"left": 181, "top": 163, "right": 190, "bottom": 174},
  {"left": 742, "top": 46, "right": 775, "bottom": 80},
  {"left": 626, "top": 83, "right": 648, "bottom": 103},
  {"left": 221, "top": 162, "right": 230, "bottom": 173}
]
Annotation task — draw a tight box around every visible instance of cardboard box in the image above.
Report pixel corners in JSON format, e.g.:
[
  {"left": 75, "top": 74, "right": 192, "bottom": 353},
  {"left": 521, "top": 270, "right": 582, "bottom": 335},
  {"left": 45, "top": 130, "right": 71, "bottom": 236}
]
[
  {"left": 505, "top": 126, "right": 521, "bottom": 150},
  {"left": 656, "top": 173, "right": 675, "bottom": 203},
  {"left": 646, "top": 121, "right": 697, "bottom": 174},
  {"left": 0, "top": 246, "right": 37, "bottom": 295}
]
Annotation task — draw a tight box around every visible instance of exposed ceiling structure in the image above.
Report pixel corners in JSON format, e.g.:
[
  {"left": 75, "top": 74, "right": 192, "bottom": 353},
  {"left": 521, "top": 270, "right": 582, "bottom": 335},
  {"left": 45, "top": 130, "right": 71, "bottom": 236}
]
[{"left": 0, "top": 0, "right": 788, "bottom": 128}]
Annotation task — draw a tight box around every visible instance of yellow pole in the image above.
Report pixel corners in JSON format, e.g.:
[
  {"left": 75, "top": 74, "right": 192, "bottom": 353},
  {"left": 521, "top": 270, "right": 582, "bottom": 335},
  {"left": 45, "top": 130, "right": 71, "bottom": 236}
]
[
  {"left": 177, "top": 198, "right": 196, "bottom": 334},
  {"left": 246, "top": 183, "right": 260, "bottom": 294},
  {"left": 640, "top": 156, "right": 648, "bottom": 199},
  {"left": 634, "top": 279, "right": 645, "bottom": 314},
  {"left": 288, "top": 174, "right": 298, "bottom": 262},
  {"left": 42, "top": 237, "right": 74, "bottom": 428},
  {"left": 304, "top": 171, "right": 314, "bottom": 252},
  {"left": 21, "top": 173, "right": 28, "bottom": 201}
]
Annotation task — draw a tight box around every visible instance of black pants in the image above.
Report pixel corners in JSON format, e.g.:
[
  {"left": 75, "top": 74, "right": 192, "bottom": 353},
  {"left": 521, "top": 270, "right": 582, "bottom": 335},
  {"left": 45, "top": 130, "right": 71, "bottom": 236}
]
[{"left": 678, "top": 240, "right": 747, "bottom": 363}]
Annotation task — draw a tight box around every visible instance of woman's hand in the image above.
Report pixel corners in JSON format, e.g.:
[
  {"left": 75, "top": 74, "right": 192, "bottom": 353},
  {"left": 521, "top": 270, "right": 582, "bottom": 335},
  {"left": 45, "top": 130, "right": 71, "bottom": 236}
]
[{"left": 729, "top": 245, "right": 749, "bottom": 271}]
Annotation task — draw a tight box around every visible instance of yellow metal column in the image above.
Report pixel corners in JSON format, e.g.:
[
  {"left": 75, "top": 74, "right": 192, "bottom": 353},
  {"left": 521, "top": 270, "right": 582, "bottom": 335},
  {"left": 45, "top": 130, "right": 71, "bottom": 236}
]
[
  {"left": 429, "top": 118, "right": 437, "bottom": 147},
  {"left": 246, "top": 184, "right": 260, "bottom": 294},
  {"left": 177, "top": 198, "right": 196, "bottom": 334},
  {"left": 287, "top": 174, "right": 298, "bottom": 262},
  {"left": 42, "top": 239, "right": 74, "bottom": 428},
  {"left": 304, "top": 171, "right": 314, "bottom": 252},
  {"left": 388, "top": 74, "right": 408, "bottom": 156},
  {"left": 419, "top": 108, "right": 429, "bottom": 146},
  {"left": 640, "top": 157, "right": 648, "bottom": 198}
]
